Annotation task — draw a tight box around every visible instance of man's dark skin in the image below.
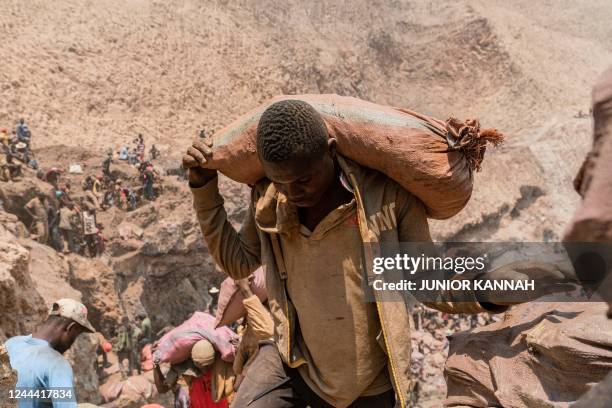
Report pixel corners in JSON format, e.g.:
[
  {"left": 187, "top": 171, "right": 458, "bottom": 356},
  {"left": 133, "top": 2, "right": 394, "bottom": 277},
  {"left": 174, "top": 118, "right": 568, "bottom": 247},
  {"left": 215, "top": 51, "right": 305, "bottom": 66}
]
[
  {"left": 184, "top": 138, "right": 352, "bottom": 231},
  {"left": 183, "top": 136, "right": 575, "bottom": 303},
  {"left": 32, "top": 316, "right": 86, "bottom": 354}
]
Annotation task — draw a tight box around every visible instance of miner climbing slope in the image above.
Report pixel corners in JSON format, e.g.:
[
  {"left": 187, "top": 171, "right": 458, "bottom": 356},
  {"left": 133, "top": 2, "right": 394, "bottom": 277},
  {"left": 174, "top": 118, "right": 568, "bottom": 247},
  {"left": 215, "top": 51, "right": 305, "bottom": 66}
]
[{"left": 182, "top": 97, "right": 575, "bottom": 408}]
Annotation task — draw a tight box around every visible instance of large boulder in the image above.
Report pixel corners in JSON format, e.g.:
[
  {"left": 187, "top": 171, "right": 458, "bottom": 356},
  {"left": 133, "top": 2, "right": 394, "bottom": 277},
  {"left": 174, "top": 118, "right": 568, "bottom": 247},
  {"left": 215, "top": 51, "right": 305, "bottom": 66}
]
[
  {"left": 65, "top": 334, "right": 101, "bottom": 405},
  {"left": 68, "top": 256, "right": 122, "bottom": 336},
  {"left": 0, "top": 216, "right": 102, "bottom": 404},
  {"left": 0, "top": 343, "right": 17, "bottom": 408},
  {"left": 0, "top": 224, "right": 47, "bottom": 341},
  {"left": 94, "top": 174, "right": 250, "bottom": 330},
  {"left": 0, "top": 211, "right": 27, "bottom": 239},
  {"left": 445, "top": 301, "right": 612, "bottom": 407},
  {"left": 566, "top": 66, "right": 612, "bottom": 408},
  {"left": 0, "top": 175, "right": 52, "bottom": 227}
]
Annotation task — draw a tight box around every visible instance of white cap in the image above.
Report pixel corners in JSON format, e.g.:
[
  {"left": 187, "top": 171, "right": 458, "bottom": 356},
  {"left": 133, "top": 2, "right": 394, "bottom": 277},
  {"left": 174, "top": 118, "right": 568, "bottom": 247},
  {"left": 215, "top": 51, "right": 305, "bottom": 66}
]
[{"left": 49, "top": 299, "right": 95, "bottom": 333}]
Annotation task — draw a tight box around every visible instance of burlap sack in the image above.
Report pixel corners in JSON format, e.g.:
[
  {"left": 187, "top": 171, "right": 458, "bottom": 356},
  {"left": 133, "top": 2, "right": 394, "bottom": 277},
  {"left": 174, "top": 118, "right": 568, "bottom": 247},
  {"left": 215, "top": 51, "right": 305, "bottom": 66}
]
[
  {"left": 444, "top": 300, "right": 612, "bottom": 408},
  {"left": 205, "top": 94, "right": 503, "bottom": 219}
]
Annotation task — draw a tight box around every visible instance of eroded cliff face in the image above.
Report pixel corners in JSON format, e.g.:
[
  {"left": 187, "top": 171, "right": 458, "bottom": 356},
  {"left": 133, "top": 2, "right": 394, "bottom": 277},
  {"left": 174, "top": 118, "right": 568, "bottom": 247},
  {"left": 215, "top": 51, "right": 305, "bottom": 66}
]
[
  {"left": 0, "top": 210, "right": 100, "bottom": 403},
  {"left": 0, "top": 219, "right": 47, "bottom": 341}
]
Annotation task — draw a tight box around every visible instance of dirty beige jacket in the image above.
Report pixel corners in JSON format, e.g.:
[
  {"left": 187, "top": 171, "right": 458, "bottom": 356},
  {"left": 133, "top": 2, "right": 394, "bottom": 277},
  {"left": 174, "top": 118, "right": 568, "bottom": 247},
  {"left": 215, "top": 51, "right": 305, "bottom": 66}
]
[
  {"left": 192, "top": 156, "right": 498, "bottom": 407},
  {"left": 233, "top": 295, "right": 274, "bottom": 376}
]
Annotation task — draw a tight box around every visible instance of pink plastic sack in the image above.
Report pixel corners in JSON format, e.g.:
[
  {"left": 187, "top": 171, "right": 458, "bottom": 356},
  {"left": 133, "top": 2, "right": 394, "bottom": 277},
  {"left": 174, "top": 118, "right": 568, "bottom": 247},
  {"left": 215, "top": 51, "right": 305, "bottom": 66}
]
[
  {"left": 215, "top": 267, "right": 267, "bottom": 328},
  {"left": 153, "top": 312, "right": 237, "bottom": 365},
  {"left": 140, "top": 343, "right": 154, "bottom": 372}
]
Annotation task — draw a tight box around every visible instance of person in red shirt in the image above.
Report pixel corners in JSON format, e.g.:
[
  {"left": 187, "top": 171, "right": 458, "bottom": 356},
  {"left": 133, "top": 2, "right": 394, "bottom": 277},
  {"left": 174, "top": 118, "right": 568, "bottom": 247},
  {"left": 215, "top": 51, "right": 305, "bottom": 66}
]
[{"left": 153, "top": 339, "right": 232, "bottom": 408}]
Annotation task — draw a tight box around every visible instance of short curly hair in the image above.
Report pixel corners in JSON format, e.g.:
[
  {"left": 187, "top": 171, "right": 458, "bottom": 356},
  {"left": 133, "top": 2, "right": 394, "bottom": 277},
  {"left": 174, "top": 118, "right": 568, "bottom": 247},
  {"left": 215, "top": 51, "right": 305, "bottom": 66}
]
[{"left": 256, "top": 100, "right": 328, "bottom": 162}]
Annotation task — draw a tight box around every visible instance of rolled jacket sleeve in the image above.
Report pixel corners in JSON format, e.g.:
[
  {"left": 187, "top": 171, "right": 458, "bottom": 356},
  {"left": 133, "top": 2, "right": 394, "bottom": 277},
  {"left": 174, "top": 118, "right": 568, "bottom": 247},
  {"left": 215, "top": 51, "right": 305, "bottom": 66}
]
[{"left": 242, "top": 295, "right": 274, "bottom": 340}]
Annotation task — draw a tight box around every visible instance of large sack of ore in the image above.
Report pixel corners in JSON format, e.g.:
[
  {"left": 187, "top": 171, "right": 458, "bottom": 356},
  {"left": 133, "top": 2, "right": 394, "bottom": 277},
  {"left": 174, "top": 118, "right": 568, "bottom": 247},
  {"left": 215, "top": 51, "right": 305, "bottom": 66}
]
[{"left": 205, "top": 94, "right": 503, "bottom": 219}]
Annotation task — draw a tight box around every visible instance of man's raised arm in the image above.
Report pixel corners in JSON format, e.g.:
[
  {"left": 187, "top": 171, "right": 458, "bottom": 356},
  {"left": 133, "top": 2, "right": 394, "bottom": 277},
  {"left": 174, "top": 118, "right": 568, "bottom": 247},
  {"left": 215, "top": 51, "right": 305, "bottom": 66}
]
[{"left": 184, "top": 139, "right": 261, "bottom": 279}]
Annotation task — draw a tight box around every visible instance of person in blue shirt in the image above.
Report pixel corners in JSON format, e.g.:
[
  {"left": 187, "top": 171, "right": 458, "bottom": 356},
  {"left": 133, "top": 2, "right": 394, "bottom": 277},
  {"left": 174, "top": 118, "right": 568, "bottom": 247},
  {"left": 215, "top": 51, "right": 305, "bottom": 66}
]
[
  {"left": 5, "top": 299, "right": 96, "bottom": 408},
  {"left": 15, "top": 118, "right": 31, "bottom": 145},
  {"left": 118, "top": 146, "right": 129, "bottom": 161}
]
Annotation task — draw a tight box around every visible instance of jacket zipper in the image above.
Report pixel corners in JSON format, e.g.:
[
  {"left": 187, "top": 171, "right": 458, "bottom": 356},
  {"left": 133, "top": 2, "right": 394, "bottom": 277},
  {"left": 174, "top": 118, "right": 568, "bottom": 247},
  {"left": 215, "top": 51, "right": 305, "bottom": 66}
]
[
  {"left": 270, "top": 234, "right": 303, "bottom": 369},
  {"left": 346, "top": 168, "right": 407, "bottom": 408}
]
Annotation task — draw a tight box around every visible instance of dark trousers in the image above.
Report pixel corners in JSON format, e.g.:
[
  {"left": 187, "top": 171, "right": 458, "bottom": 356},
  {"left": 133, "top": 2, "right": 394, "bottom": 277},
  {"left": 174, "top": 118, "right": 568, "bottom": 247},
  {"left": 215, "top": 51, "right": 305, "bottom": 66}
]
[
  {"left": 231, "top": 344, "right": 395, "bottom": 408},
  {"left": 144, "top": 181, "right": 154, "bottom": 200}
]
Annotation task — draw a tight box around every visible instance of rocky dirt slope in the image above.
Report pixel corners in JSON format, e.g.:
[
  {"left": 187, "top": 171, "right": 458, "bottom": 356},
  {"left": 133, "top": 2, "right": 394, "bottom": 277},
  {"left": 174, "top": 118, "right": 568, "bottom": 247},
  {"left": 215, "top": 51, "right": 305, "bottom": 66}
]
[
  {"left": 0, "top": 167, "right": 247, "bottom": 406},
  {"left": 0, "top": 211, "right": 100, "bottom": 403},
  {"left": 1, "top": 0, "right": 610, "bottom": 241}
]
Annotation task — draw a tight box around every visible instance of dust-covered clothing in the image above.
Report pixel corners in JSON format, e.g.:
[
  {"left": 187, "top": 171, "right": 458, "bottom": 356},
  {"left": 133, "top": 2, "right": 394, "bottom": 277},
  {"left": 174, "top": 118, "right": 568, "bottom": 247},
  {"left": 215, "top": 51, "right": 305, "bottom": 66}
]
[
  {"left": 58, "top": 207, "right": 77, "bottom": 231},
  {"left": 26, "top": 198, "right": 49, "bottom": 243},
  {"left": 140, "top": 317, "right": 152, "bottom": 344},
  {"left": 279, "top": 197, "right": 392, "bottom": 404},
  {"left": 0, "top": 132, "right": 9, "bottom": 147},
  {"left": 116, "top": 325, "right": 139, "bottom": 376},
  {"left": 143, "top": 168, "right": 155, "bottom": 200},
  {"left": 233, "top": 295, "right": 274, "bottom": 376},
  {"left": 26, "top": 198, "right": 47, "bottom": 221},
  {"left": 230, "top": 343, "right": 395, "bottom": 408},
  {"left": 164, "top": 359, "right": 200, "bottom": 390},
  {"left": 102, "top": 156, "right": 112, "bottom": 175},
  {"left": 131, "top": 325, "right": 142, "bottom": 347},
  {"left": 192, "top": 156, "right": 504, "bottom": 407},
  {"left": 58, "top": 207, "right": 79, "bottom": 253},
  {"left": 30, "top": 220, "right": 49, "bottom": 244},
  {"left": 115, "top": 326, "right": 133, "bottom": 352},
  {"left": 83, "top": 190, "right": 99, "bottom": 212}
]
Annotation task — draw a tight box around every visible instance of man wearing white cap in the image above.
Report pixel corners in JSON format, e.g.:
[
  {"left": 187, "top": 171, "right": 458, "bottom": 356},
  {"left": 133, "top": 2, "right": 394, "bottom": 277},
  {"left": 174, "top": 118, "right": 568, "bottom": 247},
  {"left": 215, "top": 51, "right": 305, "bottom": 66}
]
[{"left": 5, "top": 299, "right": 95, "bottom": 408}]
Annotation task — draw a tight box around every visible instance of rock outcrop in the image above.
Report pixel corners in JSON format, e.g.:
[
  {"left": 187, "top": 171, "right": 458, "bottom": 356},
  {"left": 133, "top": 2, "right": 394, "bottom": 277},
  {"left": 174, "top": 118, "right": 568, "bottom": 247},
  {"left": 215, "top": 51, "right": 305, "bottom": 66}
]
[
  {"left": 0, "top": 344, "right": 17, "bottom": 408},
  {"left": 0, "top": 210, "right": 102, "bottom": 404},
  {"left": 0, "top": 222, "right": 47, "bottom": 341}
]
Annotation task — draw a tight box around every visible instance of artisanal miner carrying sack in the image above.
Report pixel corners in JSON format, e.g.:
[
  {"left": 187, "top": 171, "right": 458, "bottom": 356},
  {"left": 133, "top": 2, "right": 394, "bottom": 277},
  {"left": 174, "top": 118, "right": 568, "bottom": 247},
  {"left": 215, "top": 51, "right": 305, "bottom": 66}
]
[{"left": 204, "top": 94, "right": 503, "bottom": 219}]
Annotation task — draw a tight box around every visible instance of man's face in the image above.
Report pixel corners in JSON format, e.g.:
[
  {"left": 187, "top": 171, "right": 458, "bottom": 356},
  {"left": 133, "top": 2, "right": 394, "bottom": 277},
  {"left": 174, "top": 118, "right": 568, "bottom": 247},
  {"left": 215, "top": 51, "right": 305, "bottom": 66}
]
[
  {"left": 55, "top": 323, "right": 85, "bottom": 354},
  {"left": 262, "top": 151, "right": 336, "bottom": 208}
]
